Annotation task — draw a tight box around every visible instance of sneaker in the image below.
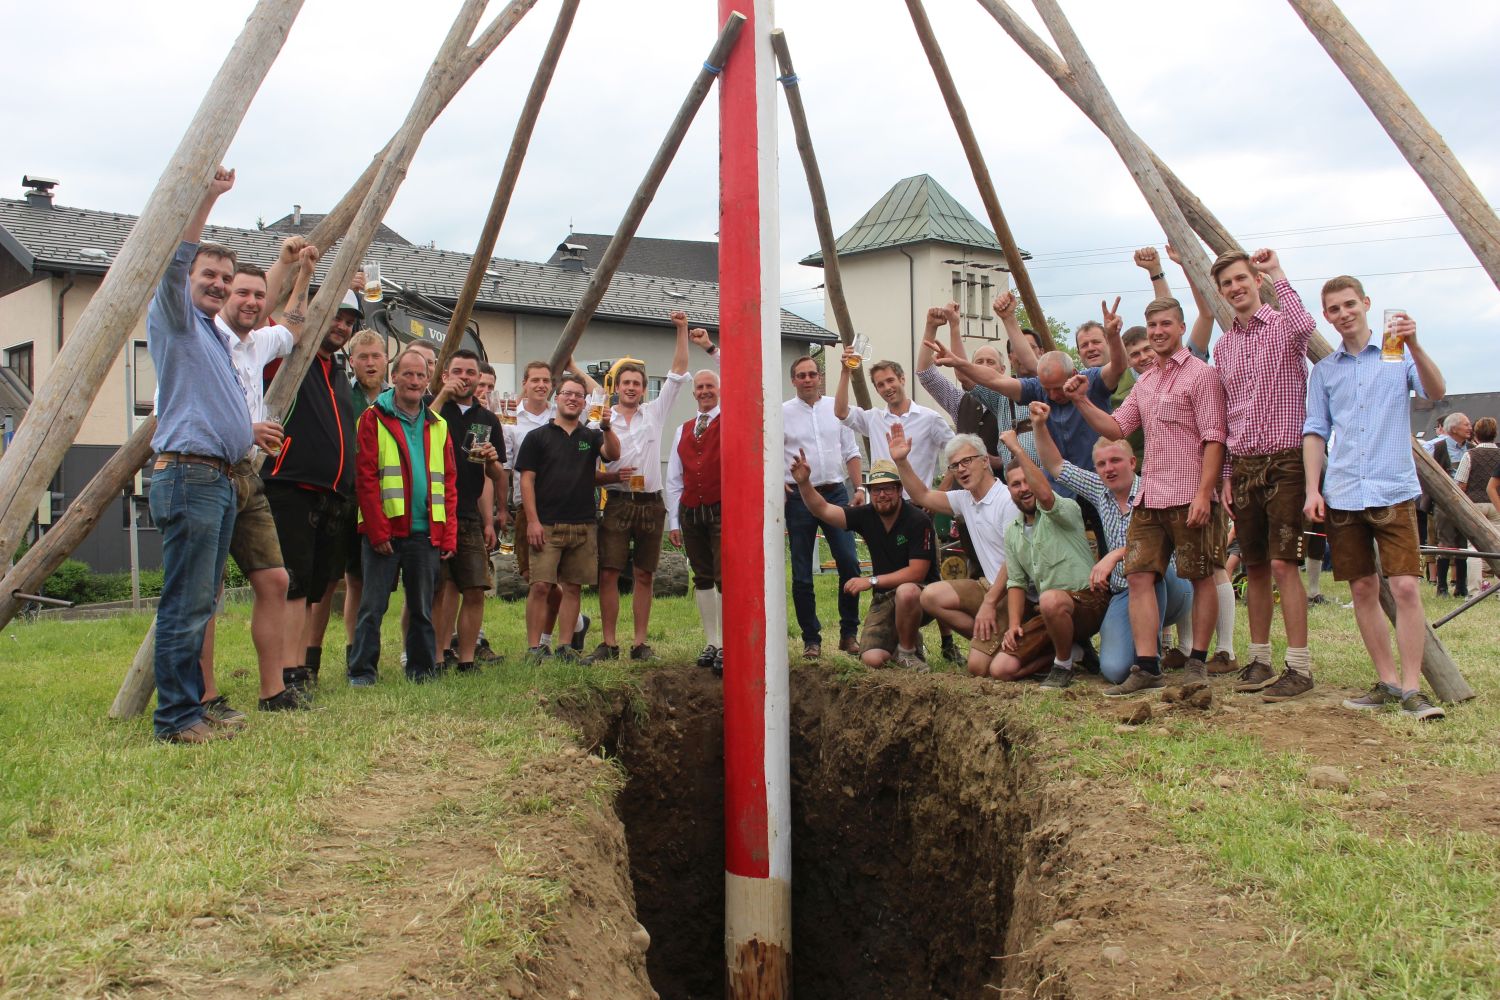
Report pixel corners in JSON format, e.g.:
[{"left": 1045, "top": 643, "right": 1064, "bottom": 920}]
[
  {"left": 1342, "top": 683, "right": 1399, "bottom": 711},
  {"left": 1206, "top": 651, "right": 1239, "bottom": 675},
  {"left": 1400, "top": 692, "right": 1446, "bottom": 721},
  {"left": 587, "top": 642, "right": 620, "bottom": 664},
  {"left": 629, "top": 643, "right": 656, "bottom": 661},
  {"left": 802, "top": 642, "right": 822, "bottom": 661},
  {"left": 838, "top": 635, "right": 861, "bottom": 656},
  {"left": 571, "top": 615, "right": 592, "bottom": 652},
  {"left": 893, "top": 648, "right": 930, "bottom": 673},
  {"left": 697, "top": 645, "right": 719, "bottom": 669},
  {"left": 1039, "top": 665, "right": 1074, "bottom": 689},
  {"left": 455, "top": 660, "right": 479, "bottom": 674},
  {"left": 259, "top": 687, "right": 308, "bottom": 710},
  {"left": 1159, "top": 649, "right": 1188, "bottom": 672},
  {"left": 441, "top": 648, "right": 458, "bottom": 672},
  {"left": 1076, "top": 643, "right": 1101, "bottom": 675},
  {"left": 1307, "top": 593, "right": 1328, "bottom": 606},
  {"left": 940, "top": 635, "right": 963, "bottom": 664},
  {"left": 1261, "top": 669, "right": 1314, "bottom": 702},
  {"left": 1182, "top": 658, "right": 1209, "bottom": 685},
  {"left": 474, "top": 636, "right": 502, "bottom": 663},
  {"left": 201, "top": 695, "right": 247, "bottom": 728},
  {"left": 1233, "top": 659, "right": 1277, "bottom": 692},
  {"left": 524, "top": 645, "right": 552, "bottom": 664},
  {"left": 712, "top": 647, "right": 724, "bottom": 678},
  {"left": 552, "top": 646, "right": 582, "bottom": 664},
  {"left": 348, "top": 675, "right": 377, "bottom": 688},
  {"left": 1103, "top": 665, "right": 1165, "bottom": 698},
  {"left": 282, "top": 666, "right": 314, "bottom": 696},
  {"left": 161, "top": 721, "right": 229, "bottom": 745}
]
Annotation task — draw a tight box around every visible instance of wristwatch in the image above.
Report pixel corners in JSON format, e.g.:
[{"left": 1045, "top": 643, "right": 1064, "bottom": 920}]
[{"left": 870, "top": 575, "right": 879, "bottom": 588}]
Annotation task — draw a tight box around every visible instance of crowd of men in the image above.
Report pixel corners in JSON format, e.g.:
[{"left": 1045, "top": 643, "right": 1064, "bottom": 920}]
[{"left": 145, "top": 166, "right": 1469, "bottom": 744}]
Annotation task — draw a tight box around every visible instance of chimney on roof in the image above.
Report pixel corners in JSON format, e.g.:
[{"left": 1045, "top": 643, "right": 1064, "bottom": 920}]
[
  {"left": 22, "top": 175, "right": 58, "bottom": 209},
  {"left": 555, "top": 241, "right": 587, "bottom": 271},
  {"left": 292, "top": 204, "right": 302, "bottom": 226}
]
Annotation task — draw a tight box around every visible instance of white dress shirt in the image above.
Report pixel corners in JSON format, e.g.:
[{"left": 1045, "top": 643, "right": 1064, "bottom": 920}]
[
  {"left": 215, "top": 317, "right": 294, "bottom": 424},
  {"left": 506, "top": 400, "right": 556, "bottom": 504},
  {"left": 843, "top": 400, "right": 955, "bottom": 486},
  {"left": 665, "top": 405, "right": 720, "bottom": 530},
  {"left": 783, "top": 395, "right": 860, "bottom": 487},
  {"left": 945, "top": 479, "right": 1020, "bottom": 583},
  {"left": 602, "top": 369, "right": 689, "bottom": 493}
]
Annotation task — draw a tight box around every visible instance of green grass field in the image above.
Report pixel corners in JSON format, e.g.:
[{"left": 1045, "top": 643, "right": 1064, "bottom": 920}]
[{"left": 1, "top": 572, "right": 1497, "bottom": 997}]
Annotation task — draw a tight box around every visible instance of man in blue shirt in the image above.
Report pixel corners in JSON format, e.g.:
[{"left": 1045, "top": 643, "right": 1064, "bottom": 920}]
[
  {"left": 1303, "top": 275, "right": 1447, "bottom": 721},
  {"left": 146, "top": 165, "right": 254, "bottom": 744}
]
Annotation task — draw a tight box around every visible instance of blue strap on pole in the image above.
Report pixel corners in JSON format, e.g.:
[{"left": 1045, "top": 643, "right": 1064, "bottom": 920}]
[
  {"left": 703, "top": 61, "right": 723, "bottom": 75},
  {"left": 776, "top": 73, "right": 799, "bottom": 86}
]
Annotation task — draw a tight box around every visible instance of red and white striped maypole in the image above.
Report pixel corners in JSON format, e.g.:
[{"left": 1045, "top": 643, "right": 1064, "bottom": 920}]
[{"left": 718, "top": 0, "right": 791, "bottom": 995}]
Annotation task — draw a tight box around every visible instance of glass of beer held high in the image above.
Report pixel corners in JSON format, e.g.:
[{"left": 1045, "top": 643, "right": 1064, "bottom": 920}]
[{"left": 1380, "top": 309, "right": 1407, "bottom": 363}]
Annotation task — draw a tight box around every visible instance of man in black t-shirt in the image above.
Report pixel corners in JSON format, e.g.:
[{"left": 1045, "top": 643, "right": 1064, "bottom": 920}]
[
  {"left": 790, "top": 455, "right": 937, "bottom": 671},
  {"left": 514, "top": 372, "right": 620, "bottom": 660},
  {"left": 429, "top": 349, "right": 506, "bottom": 673}
]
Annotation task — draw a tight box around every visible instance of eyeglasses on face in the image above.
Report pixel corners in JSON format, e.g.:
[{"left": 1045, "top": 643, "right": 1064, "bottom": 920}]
[
  {"left": 556, "top": 389, "right": 586, "bottom": 399},
  {"left": 792, "top": 370, "right": 821, "bottom": 380},
  {"left": 945, "top": 453, "right": 984, "bottom": 473}
]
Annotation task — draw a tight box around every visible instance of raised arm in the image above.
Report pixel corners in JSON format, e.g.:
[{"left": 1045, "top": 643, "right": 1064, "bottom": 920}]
[
  {"left": 833, "top": 344, "right": 856, "bottom": 421},
  {"left": 1098, "top": 296, "right": 1127, "bottom": 391},
  {"left": 669, "top": 310, "right": 691, "bottom": 376},
  {"left": 995, "top": 292, "right": 1035, "bottom": 376},
  {"left": 688, "top": 327, "right": 720, "bottom": 369},
  {"left": 1165, "top": 242, "right": 1215, "bottom": 356},
  {"left": 185, "top": 166, "right": 234, "bottom": 244},
  {"left": 1001, "top": 427, "right": 1054, "bottom": 510},
  {"left": 597, "top": 414, "right": 621, "bottom": 463},
  {"left": 566, "top": 358, "right": 601, "bottom": 394},
  {"left": 791, "top": 448, "right": 848, "bottom": 530},
  {"left": 1134, "top": 246, "right": 1171, "bottom": 300},
  {"left": 1398, "top": 314, "right": 1445, "bottom": 402},
  {"left": 1028, "top": 401, "right": 1065, "bottom": 477},
  {"left": 888, "top": 424, "right": 951, "bottom": 515},
  {"left": 264, "top": 236, "right": 309, "bottom": 313},
  {"left": 279, "top": 245, "right": 317, "bottom": 333},
  {"left": 925, "top": 337, "right": 1023, "bottom": 400},
  {"left": 1063, "top": 374, "right": 1125, "bottom": 440},
  {"left": 917, "top": 305, "right": 949, "bottom": 373}
]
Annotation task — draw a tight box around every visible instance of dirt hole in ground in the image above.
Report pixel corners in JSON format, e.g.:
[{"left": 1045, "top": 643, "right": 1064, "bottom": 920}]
[{"left": 564, "top": 669, "right": 1061, "bottom": 1000}]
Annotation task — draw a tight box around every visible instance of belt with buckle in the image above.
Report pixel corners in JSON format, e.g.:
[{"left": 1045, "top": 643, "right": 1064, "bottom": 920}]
[{"left": 154, "top": 452, "right": 231, "bottom": 476}]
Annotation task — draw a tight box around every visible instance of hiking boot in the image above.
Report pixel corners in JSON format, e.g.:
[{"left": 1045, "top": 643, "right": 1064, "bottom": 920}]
[
  {"left": 1159, "top": 648, "right": 1188, "bottom": 672},
  {"left": 259, "top": 686, "right": 309, "bottom": 710},
  {"left": 1342, "top": 683, "right": 1399, "bottom": 711},
  {"left": 1233, "top": 659, "right": 1276, "bottom": 692},
  {"left": 571, "top": 615, "right": 592, "bottom": 652},
  {"left": 1206, "top": 651, "right": 1239, "bottom": 675},
  {"left": 282, "top": 666, "right": 314, "bottom": 696},
  {"left": 838, "top": 635, "right": 861, "bottom": 656},
  {"left": 552, "top": 646, "right": 582, "bottom": 664},
  {"left": 1103, "top": 666, "right": 1165, "bottom": 698},
  {"left": 201, "top": 695, "right": 247, "bottom": 728},
  {"left": 629, "top": 643, "right": 656, "bottom": 661},
  {"left": 1182, "top": 658, "right": 1209, "bottom": 685},
  {"left": 474, "top": 636, "right": 502, "bottom": 663},
  {"left": 712, "top": 647, "right": 724, "bottom": 678},
  {"left": 161, "top": 721, "right": 229, "bottom": 745},
  {"left": 1400, "top": 691, "right": 1446, "bottom": 721},
  {"left": 940, "top": 635, "right": 963, "bottom": 664},
  {"left": 440, "top": 648, "right": 458, "bottom": 673},
  {"left": 1261, "top": 669, "right": 1314, "bottom": 702},
  {"left": 455, "top": 660, "right": 479, "bottom": 675},
  {"left": 802, "top": 642, "right": 822, "bottom": 661},
  {"left": 697, "top": 645, "right": 719, "bottom": 669},
  {"left": 586, "top": 643, "right": 620, "bottom": 664},
  {"left": 893, "top": 648, "right": 930, "bottom": 673},
  {"left": 1039, "top": 665, "right": 1074, "bottom": 690},
  {"left": 524, "top": 644, "right": 552, "bottom": 665}
]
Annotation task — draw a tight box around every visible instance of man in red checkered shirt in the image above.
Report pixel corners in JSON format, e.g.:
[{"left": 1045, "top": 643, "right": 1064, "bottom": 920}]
[
  {"left": 1209, "top": 248, "right": 1315, "bottom": 702},
  {"left": 1067, "top": 296, "right": 1229, "bottom": 697}
]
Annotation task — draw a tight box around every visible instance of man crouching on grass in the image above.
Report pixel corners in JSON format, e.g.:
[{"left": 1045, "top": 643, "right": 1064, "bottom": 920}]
[{"left": 1303, "top": 277, "right": 1447, "bottom": 720}]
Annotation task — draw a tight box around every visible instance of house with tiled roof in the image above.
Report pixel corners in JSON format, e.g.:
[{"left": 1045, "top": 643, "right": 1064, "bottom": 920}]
[
  {"left": 800, "top": 174, "right": 1026, "bottom": 413},
  {"left": 0, "top": 178, "right": 836, "bottom": 572}
]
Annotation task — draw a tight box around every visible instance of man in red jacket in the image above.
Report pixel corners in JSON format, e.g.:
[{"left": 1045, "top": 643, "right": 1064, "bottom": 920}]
[
  {"left": 348, "top": 348, "right": 460, "bottom": 684},
  {"left": 665, "top": 362, "right": 723, "bottom": 675}
]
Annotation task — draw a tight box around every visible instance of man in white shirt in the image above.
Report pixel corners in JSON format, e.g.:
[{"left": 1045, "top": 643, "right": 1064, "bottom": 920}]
[
  {"left": 835, "top": 347, "right": 955, "bottom": 491},
  {"left": 665, "top": 338, "right": 724, "bottom": 675},
  {"left": 589, "top": 311, "right": 692, "bottom": 661},
  {"left": 890, "top": 427, "right": 1022, "bottom": 678},
  {"left": 784, "top": 355, "right": 865, "bottom": 659}
]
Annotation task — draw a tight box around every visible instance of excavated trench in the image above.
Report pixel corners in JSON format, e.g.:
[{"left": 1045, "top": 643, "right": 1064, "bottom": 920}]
[{"left": 564, "top": 668, "right": 1068, "bottom": 1000}]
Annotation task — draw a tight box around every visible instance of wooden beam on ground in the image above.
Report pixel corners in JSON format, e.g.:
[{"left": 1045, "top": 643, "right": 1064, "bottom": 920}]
[
  {"left": 1413, "top": 440, "right": 1500, "bottom": 583},
  {"left": 436, "top": 0, "right": 579, "bottom": 376},
  {"left": 0, "top": 0, "right": 305, "bottom": 568},
  {"left": 1287, "top": 0, "right": 1500, "bottom": 290},
  {"left": 1028, "top": 0, "right": 1234, "bottom": 333},
  {"left": 1376, "top": 575, "right": 1474, "bottom": 704},
  {"left": 905, "top": 0, "right": 1053, "bottom": 351},
  {"left": 110, "top": 619, "right": 158, "bottom": 720},
  {"left": 769, "top": 29, "right": 872, "bottom": 411},
  {"left": 546, "top": 13, "right": 747, "bottom": 378}
]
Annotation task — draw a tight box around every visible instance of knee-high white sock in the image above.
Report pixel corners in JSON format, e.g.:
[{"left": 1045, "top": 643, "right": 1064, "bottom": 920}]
[
  {"left": 1171, "top": 605, "right": 1193, "bottom": 654},
  {"left": 1215, "top": 581, "right": 1236, "bottom": 655},
  {"left": 695, "top": 588, "right": 722, "bottom": 648},
  {"left": 1305, "top": 555, "right": 1323, "bottom": 598}
]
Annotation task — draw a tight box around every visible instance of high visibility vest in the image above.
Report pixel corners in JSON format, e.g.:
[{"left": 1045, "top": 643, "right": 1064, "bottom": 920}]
[{"left": 359, "top": 413, "right": 448, "bottom": 526}]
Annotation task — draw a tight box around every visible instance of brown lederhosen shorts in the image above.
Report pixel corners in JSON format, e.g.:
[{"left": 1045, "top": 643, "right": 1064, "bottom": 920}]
[
  {"left": 948, "top": 577, "right": 1032, "bottom": 658},
  {"left": 859, "top": 587, "right": 935, "bottom": 655},
  {"left": 1124, "top": 503, "right": 1228, "bottom": 582},
  {"left": 599, "top": 491, "right": 666, "bottom": 574},
  {"left": 1326, "top": 500, "right": 1422, "bottom": 581},
  {"left": 679, "top": 501, "right": 722, "bottom": 590},
  {"left": 440, "top": 517, "right": 492, "bottom": 591},
  {"left": 1004, "top": 586, "right": 1112, "bottom": 665},
  {"left": 1230, "top": 448, "right": 1306, "bottom": 566},
  {"left": 228, "top": 460, "right": 283, "bottom": 574},
  {"left": 529, "top": 522, "right": 598, "bottom": 587}
]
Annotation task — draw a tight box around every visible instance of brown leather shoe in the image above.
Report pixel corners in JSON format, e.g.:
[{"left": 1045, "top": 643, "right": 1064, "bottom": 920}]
[
  {"left": 839, "top": 635, "right": 861, "bottom": 656},
  {"left": 802, "top": 642, "right": 822, "bottom": 661},
  {"left": 1206, "top": 651, "right": 1240, "bottom": 675},
  {"left": 1182, "top": 658, "right": 1209, "bottom": 684},
  {"left": 1261, "top": 668, "right": 1314, "bottom": 702},
  {"left": 1159, "top": 648, "right": 1188, "bottom": 672},
  {"left": 1233, "top": 658, "right": 1277, "bottom": 692},
  {"left": 162, "top": 721, "right": 230, "bottom": 745}
]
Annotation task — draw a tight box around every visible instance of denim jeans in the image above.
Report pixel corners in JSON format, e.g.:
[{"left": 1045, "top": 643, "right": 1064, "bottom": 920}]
[
  {"left": 149, "top": 461, "right": 236, "bottom": 737},
  {"left": 785, "top": 484, "right": 860, "bottom": 645},
  {"left": 1098, "top": 565, "right": 1195, "bottom": 683},
  {"left": 350, "top": 531, "right": 440, "bottom": 681}
]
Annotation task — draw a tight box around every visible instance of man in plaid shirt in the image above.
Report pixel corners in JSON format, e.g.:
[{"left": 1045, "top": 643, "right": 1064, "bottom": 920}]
[{"left": 1210, "top": 248, "right": 1316, "bottom": 701}]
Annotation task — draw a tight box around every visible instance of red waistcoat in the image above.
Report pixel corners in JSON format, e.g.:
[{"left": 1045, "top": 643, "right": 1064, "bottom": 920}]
[{"left": 677, "top": 413, "right": 722, "bottom": 508}]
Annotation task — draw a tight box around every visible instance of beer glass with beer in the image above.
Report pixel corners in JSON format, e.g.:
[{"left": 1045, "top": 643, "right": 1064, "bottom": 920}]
[
  {"left": 498, "top": 520, "right": 515, "bottom": 556},
  {"left": 587, "top": 392, "right": 607, "bottom": 424},
  {"left": 1381, "top": 309, "right": 1407, "bottom": 363},
  {"left": 845, "top": 333, "right": 870, "bottom": 370},
  {"left": 363, "top": 261, "right": 383, "bottom": 304},
  {"left": 465, "top": 423, "right": 492, "bottom": 464},
  {"left": 498, "top": 392, "right": 515, "bottom": 425}
]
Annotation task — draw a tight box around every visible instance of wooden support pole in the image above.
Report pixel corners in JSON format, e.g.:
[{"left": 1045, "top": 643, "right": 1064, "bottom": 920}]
[
  {"left": 435, "top": 0, "right": 579, "bottom": 375},
  {"left": 1028, "top": 0, "right": 1235, "bottom": 333},
  {"left": 1374, "top": 574, "right": 1474, "bottom": 705},
  {"left": 546, "top": 13, "right": 747, "bottom": 379},
  {"left": 110, "top": 619, "right": 159, "bottom": 720},
  {"left": 905, "top": 0, "right": 1054, "bottom": 350},
  {"left": 0, "top": 0, "right": 304, "bottom": 567},
  {"left": 769, "top": 29, "right": 872, "bottom": 411},
  {"left": 1287, "top": 0, "right": 1500, "bottom": 290},
  {"left": 1412, "top": 440, "right": 1500, "bottom": 583}
]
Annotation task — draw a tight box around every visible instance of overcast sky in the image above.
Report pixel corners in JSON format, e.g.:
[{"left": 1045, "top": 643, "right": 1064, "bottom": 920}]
[{"left": 3, "top": 1, "right": 1496, "bottom": 391}]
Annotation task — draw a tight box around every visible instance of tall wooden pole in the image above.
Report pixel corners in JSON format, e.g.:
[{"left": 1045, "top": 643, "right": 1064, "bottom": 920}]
[
  {"left": 546, "top": 13, "right": 747, "bottom": 379},
  {"left": 0, "top": 0, "right": 305, "bottom": 567},
  {"left": 769, "top": 29, "right": 871, "bottom": 411},
  {"left": 1287, "top": 0, "right": 1500, "bottom": 290},
  {"left": 904, "top": 0, "right": 1054, "bottom": 351},
  {"left": 1028, "top": 0, "right": 1234, "bottom": 332},
  {"left": 435, "top": 0, "right": 579, "bottom": 375}
]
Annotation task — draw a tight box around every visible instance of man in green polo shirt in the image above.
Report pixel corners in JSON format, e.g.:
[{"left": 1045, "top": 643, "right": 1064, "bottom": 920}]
[{"left": 985, "top": 426, "right": 1112, "bottom": 688}]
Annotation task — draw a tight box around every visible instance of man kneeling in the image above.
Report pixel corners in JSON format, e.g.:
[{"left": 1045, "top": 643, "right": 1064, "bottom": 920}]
[
  {"left": 791, "top": 454, "right": 936, "bottom": 670},
  {"left": 990, "top": 428, "right": 1112, "bottom": 687}
]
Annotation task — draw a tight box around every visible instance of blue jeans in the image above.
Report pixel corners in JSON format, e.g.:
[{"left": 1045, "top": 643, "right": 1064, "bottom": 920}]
[
  {"left": 149, "top": 461, "right": 236, "bottom": 737},
  {"left": 1098, "top": 565, "right": 1195, "bottom": 683},
  {"left": 350, "top": 532, "right": 440, "bottom": 681},
  {"left": 786, "top": 484, "right": 860, "bottom": 645}
]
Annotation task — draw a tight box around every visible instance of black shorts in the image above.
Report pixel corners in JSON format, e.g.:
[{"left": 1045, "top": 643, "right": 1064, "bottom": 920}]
[{"left": 264, "top": 481, "right": 355, "bottom": 601}]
